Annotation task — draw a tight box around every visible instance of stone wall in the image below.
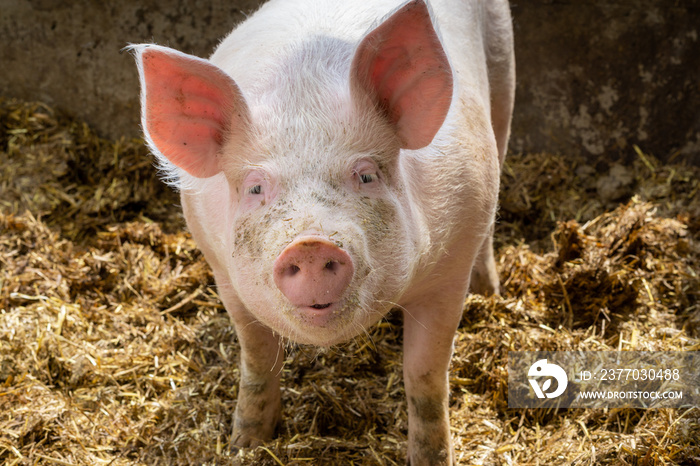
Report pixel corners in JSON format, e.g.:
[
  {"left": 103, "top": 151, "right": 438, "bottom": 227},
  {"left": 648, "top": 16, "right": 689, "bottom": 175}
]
[{"left": 2, "top": 0, "right": 698, "bottom": 162}]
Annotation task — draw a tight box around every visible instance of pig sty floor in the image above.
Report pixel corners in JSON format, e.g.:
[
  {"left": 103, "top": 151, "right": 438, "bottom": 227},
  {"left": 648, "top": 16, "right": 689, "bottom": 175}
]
[{"left": 1, "top": 98, "right": 699, "bottom": 465}]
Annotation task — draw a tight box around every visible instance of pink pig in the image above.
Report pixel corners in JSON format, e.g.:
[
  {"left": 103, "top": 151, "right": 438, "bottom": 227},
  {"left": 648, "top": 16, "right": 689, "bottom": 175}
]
[{"left": 132, "top": 0, "right": 514, "bottom": 463}]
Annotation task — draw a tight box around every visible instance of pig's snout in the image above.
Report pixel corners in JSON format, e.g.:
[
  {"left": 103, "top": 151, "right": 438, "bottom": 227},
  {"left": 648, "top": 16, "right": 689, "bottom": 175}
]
[{"left": 273, "top": 237, "right": 354, "bottom": 310}]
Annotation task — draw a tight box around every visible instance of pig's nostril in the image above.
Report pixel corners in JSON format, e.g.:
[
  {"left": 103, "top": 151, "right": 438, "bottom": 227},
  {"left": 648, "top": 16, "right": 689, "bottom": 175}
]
[
  {"left": 324, "top": 260, "right": 335, "bottom": 271},
  {"left": 289, "top": 264, "right": 300, "bottom": 275}
]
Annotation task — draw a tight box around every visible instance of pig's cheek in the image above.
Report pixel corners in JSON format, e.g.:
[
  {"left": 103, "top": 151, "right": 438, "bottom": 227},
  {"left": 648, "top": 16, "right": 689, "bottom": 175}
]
[
  {"left": 359, "top": 197, "right": 396, "bottom": 252},
  {"left": 359, "top": 197, "right": 412, "bottom": 297},
  {"left": 231, "top": 215, "right": 265, "bottom": 265},
  {"left": 230, "top": 211, "right": 284, "bottom": 296}
]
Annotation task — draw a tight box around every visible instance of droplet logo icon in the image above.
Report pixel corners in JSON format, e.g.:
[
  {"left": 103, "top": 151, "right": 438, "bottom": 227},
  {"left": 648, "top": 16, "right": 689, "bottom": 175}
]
[{"left": 528, "top": 359, "right": 568, "bottom": 399}]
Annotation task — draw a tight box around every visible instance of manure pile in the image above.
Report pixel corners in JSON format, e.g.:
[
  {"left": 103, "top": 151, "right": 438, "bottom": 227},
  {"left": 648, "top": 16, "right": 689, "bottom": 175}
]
[{"left": 1, "top": 99, "right": 698, "bottom": 465}]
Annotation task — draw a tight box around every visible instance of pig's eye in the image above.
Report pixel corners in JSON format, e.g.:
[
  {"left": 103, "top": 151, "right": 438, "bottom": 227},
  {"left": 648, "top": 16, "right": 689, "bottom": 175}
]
[
  {"left": 360, "top": 173, "right": 376, "bottom": 184},
  {"left": 352, "top": 159, "right": 381, "bottom": 193},
  {"left": 248, "top": 185, "right": 262, "bottom": 195}
]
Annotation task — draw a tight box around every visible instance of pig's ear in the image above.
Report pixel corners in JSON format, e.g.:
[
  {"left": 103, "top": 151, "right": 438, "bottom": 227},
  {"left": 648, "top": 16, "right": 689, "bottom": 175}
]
[
  {"left": 132, "top": 44, "right": 249, "bottom": 178},
  {"left": 350, "top": 0, "right": 453, "bottom": 150}
]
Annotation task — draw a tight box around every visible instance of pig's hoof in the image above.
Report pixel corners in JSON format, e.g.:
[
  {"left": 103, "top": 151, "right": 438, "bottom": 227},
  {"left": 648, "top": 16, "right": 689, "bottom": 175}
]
[
  {"left": 230, "top": 416, "right": 278, "bottom": 450},
  {"left": 406, "top": 445, "right": 455, "bottom": 466},
  {"left": 406, "top": 456, "right": 456, "bottom": 466}
]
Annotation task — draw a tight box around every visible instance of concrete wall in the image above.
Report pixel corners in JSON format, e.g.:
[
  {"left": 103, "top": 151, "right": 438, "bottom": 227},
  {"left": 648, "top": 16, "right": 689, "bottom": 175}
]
[
  {"left": 2, "top": 0, "right": 698, "bottom": 163},
  {"left": 510, "top": 0, "right": 699, "bottom": 162}
]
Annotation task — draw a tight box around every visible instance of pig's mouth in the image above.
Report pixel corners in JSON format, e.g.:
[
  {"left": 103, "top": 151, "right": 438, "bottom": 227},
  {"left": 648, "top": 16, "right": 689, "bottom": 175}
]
[
  {"left": 292, "top": 300, "right": 347, "bottom": 328},
  {"left": 310, "top": 303, "right": 333, "bottom": 310}
]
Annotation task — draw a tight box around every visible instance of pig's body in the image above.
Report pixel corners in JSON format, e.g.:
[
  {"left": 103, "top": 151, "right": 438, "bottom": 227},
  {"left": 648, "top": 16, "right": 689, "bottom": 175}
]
[{"left": 133, "top": 0, "right": 513, "bottom": 464}]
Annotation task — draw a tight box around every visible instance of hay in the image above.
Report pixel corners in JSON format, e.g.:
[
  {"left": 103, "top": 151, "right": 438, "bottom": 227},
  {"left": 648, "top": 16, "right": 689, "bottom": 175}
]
[{"left": 1, "top": 97, "right": 698, "bottom": 465}]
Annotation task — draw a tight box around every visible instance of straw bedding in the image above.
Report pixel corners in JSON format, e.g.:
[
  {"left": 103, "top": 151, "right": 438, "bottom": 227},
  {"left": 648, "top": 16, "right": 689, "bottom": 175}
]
[{"left": 1, "top": 98, "right": 698, "bottom": 465}]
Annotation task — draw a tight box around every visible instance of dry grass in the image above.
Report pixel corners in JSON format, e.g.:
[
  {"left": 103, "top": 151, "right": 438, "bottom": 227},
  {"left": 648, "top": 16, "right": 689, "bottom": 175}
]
[{"left": 1, "top": 98, "right": 698, "bottom": 465}]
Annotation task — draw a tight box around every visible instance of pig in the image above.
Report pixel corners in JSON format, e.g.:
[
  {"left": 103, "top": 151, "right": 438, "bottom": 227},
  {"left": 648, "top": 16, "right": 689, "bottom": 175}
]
[{"left": 131, "top": 0, "right": 514, "bottom": 463}]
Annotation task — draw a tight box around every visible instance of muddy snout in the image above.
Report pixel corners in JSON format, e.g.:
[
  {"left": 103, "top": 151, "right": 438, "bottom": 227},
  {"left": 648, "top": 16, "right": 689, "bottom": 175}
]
[{"left": 273, "top": 236, "right": 354, "bottom": 310}]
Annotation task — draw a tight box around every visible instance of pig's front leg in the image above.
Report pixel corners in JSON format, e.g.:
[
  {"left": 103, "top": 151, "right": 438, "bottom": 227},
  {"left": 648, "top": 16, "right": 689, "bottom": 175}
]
[
  {"left": 219, "top": 287, "right": 284, "bottom": 449},
  {"left": 402, "top": 290, "right": 465, "bottom": 466},
  {"left": 231, "top": 317, "right": 283, "bottom": 448}
]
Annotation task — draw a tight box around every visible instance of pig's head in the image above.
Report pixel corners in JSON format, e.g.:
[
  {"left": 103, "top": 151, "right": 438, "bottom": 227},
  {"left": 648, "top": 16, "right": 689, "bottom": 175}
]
[{"left": 132, "top": 0, "right": 453, "bottom": 346}]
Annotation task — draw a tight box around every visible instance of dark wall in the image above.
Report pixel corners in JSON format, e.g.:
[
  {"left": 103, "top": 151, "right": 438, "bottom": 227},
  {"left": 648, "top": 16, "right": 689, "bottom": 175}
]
[
  {"left": 2, "top": 0, "right": 698, "bottom": 162},
  {"left": 510, "top": 0, "right": 700, "bottom": 162}
]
